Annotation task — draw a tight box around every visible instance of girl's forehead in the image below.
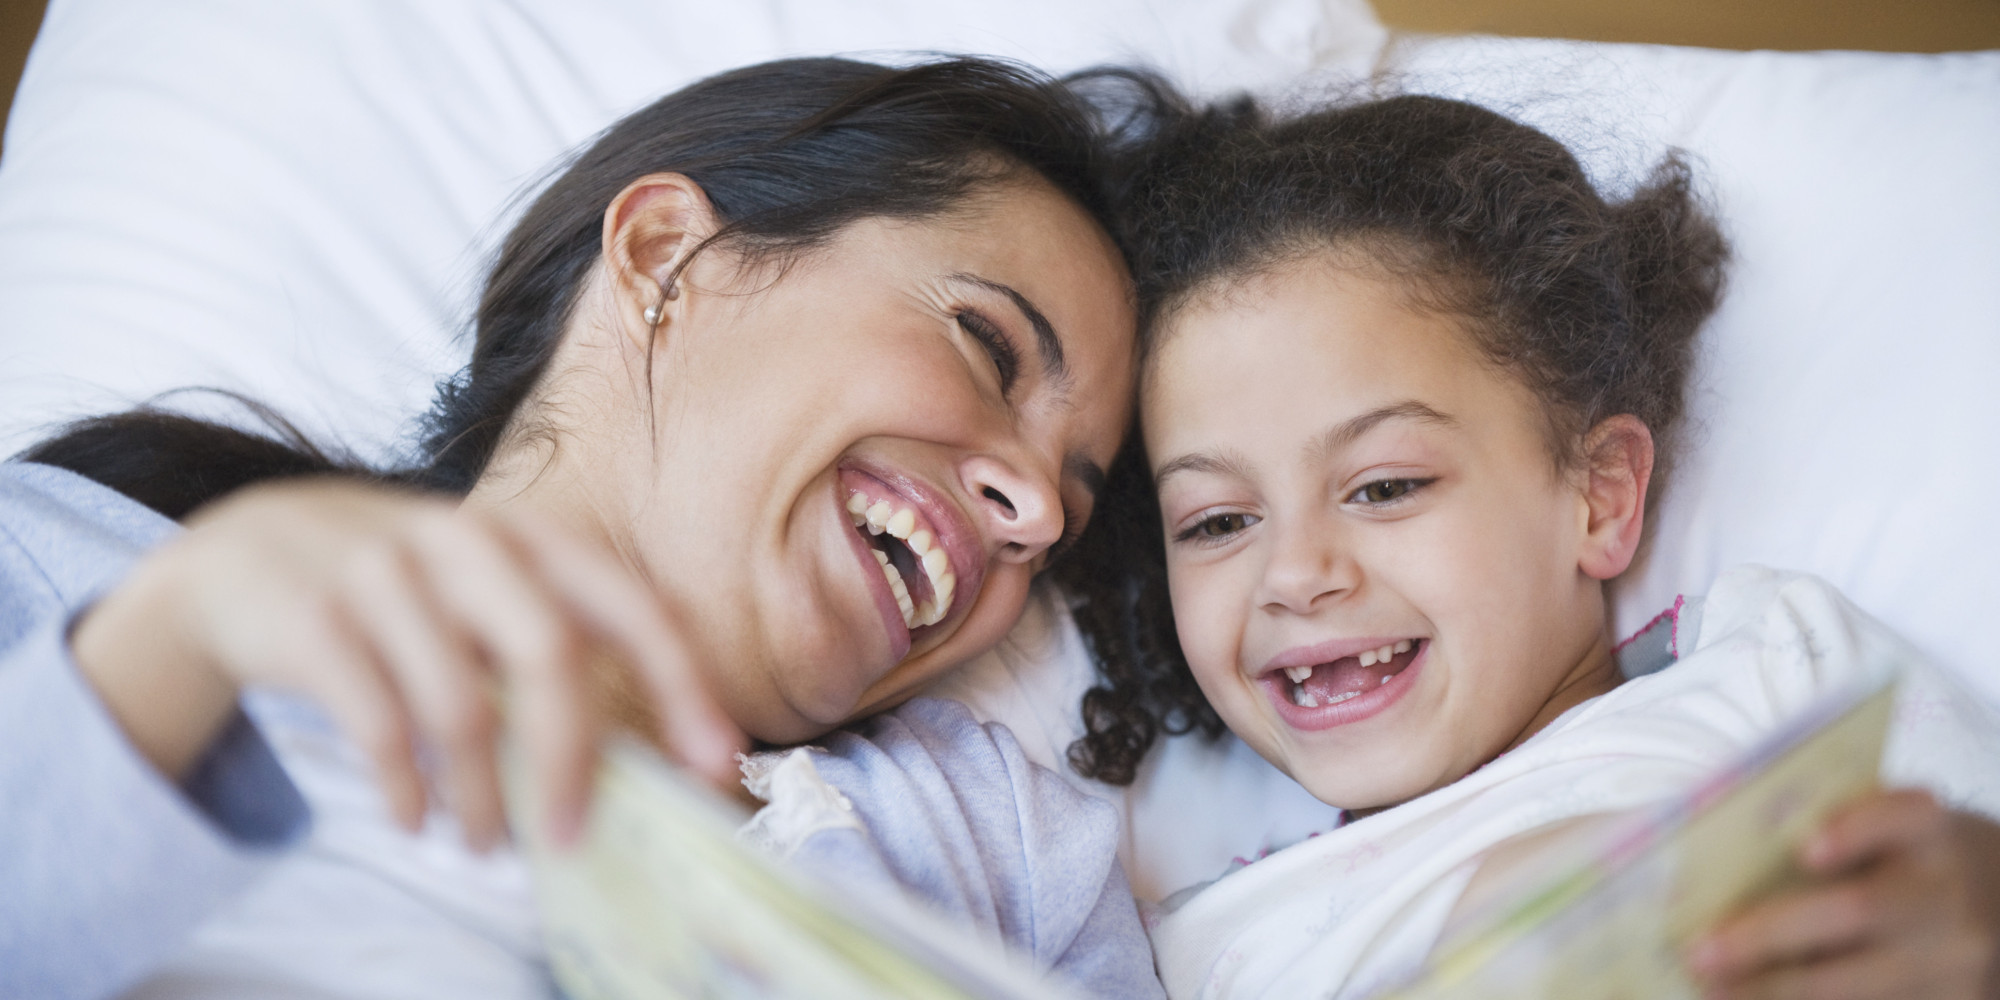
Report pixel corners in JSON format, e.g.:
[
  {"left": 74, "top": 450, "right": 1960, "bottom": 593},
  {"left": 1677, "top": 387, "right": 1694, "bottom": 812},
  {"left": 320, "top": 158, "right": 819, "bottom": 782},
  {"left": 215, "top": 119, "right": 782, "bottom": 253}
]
[
  {"left": 1138, "top": 261, "right": 1544, "bottom": 467},
  {"left": 1145, "top": 263, "right": 1475, "bottom": 398}
]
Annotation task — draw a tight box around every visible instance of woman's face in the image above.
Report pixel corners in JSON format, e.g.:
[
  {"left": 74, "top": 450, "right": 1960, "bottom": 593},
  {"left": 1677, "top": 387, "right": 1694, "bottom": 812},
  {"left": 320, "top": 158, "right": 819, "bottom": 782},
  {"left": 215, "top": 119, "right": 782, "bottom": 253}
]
[{"left": 530, "top": 177, "right": 1136, "bottom": 743}]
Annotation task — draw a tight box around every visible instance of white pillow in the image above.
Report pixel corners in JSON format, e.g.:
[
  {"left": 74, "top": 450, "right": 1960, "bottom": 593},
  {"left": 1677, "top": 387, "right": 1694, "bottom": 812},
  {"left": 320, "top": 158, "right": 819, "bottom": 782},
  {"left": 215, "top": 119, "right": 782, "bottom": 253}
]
[
  {"left": 0, "top": 0, "right": 1383, "bottom": 463},
  {"left": 1372, "top": 36, "right": 2000, "bottom": 705}
]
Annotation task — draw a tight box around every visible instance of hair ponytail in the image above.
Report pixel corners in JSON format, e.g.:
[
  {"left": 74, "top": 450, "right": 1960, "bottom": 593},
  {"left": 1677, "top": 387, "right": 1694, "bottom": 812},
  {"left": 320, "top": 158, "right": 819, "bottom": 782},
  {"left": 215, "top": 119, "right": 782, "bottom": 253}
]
[{"left": 19, "top": 396, "right": 374, "bottom": 521}]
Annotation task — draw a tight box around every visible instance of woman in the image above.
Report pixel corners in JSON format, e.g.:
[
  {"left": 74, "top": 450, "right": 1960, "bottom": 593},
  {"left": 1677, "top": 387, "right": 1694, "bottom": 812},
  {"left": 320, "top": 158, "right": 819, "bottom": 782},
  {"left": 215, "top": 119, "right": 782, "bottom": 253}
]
[{"left": 0, "top": 56, "right": 1137, "bottom": 999}]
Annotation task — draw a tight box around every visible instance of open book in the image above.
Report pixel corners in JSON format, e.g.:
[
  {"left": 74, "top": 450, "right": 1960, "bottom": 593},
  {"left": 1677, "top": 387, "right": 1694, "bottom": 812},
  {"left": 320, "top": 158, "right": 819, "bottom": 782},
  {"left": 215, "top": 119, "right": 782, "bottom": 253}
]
[
  {"left": 505, "top": 738, "right": 1075, "bottom": 1000},
  {"left": 1375, "top": 676, "right": 1899, "bottom": 1000}
]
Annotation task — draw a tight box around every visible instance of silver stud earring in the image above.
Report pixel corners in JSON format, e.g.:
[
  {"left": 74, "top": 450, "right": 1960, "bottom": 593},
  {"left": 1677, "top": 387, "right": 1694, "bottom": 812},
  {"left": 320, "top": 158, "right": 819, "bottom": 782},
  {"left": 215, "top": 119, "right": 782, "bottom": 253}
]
[{"left": 641, "top": 281, "right": 679, "bottom": 326}]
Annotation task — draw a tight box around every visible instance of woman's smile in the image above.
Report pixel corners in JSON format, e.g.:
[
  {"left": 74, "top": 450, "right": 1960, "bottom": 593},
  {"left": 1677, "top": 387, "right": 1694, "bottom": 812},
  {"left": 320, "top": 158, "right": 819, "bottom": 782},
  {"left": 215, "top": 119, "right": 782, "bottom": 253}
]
[{"left": 837, "top": 462, "right": 985, "bottom": 660}]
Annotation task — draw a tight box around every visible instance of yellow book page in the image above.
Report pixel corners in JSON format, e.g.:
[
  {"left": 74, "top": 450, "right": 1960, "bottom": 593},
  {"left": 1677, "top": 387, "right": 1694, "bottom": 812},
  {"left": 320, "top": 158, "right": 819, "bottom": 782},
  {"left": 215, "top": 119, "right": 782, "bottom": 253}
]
[
  {"left": 1383, "top": 679, "right": 1896, "bottom": 1000},
  {"left": 506, "top": 740, "right": 1060, "bottom": 1000}
]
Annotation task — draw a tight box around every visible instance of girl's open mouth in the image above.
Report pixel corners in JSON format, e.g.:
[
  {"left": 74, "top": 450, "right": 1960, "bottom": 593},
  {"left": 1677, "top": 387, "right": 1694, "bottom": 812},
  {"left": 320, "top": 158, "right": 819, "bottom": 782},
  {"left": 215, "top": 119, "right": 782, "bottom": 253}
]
[{"left": 1260, "top": 638, "right": 1427, "bottom": 730}]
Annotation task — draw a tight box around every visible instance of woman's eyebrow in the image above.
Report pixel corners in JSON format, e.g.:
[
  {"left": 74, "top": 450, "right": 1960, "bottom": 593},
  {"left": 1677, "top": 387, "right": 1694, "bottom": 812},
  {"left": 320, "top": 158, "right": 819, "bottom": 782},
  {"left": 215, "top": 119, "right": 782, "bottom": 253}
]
[{"left": 949, "top": 272, "right": 1071, "bottom": 391}]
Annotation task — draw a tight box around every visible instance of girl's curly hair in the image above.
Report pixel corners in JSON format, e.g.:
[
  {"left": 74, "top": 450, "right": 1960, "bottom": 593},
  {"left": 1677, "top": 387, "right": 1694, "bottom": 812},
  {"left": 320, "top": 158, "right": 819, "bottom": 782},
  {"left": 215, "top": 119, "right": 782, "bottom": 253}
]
[{"left": 1053, "top": 91, "right": 1729, "bottom": 786}]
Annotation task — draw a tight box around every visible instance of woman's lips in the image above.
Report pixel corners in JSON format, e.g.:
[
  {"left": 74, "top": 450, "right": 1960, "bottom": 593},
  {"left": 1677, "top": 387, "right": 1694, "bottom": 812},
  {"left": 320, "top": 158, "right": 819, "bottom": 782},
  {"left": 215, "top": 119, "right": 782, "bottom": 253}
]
[
  {"left": 1260, "top": 638, "right": 1428, "bottom": 732},
  {"left": 840, "top": 512, "right": 913, "bottom": 663},
  {"left": 835, "top": 464, "right": 984, "bottom": 658}
]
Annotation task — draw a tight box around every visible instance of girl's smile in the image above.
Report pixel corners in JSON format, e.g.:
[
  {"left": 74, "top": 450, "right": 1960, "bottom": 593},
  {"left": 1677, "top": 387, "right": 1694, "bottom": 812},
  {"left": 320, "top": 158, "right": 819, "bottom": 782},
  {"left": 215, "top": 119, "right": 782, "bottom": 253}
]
[{"left": 1259, "top": 636, "right": 1426, "bottom": 728}]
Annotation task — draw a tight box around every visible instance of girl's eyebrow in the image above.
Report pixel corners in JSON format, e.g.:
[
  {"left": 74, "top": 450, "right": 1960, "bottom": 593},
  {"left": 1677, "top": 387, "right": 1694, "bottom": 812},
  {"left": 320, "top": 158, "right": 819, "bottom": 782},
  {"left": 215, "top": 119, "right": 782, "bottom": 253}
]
[
  {"left": 1152, "top": 402, "right": 1456, "bottom": 491},
  {"left": 1304, "top": 401, "right": 1457, "bottom": 465},
  {"left": 1154, "top": 450, "right": 1253, "bottom": 491}
]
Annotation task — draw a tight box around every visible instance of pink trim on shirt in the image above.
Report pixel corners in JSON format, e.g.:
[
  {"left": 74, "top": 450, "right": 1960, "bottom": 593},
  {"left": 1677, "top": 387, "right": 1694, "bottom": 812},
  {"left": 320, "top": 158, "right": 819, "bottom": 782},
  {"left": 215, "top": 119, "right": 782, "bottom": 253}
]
[{"left": 1613, "top": 594, "right": 1687, "bottom": 657}]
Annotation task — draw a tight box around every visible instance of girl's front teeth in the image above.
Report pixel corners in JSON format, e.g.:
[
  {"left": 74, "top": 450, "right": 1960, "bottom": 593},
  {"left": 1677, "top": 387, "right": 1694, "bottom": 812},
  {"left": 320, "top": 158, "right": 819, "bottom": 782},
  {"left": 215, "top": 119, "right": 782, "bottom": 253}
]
[
  {"left": 1290, "top": 686, "right": 1362, "bottom": 708},
  {"left": 847, "top": 490, "right": 957, "bottom": 629}
]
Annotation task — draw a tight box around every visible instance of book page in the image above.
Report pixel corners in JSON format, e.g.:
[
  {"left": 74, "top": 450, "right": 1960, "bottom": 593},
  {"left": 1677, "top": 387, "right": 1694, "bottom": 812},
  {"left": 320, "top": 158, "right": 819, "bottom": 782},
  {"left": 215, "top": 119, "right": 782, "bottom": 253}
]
[
  {"left": 505, "top": 740, "right": 1067, "bottom": 1000},
  {"left": 1381, "top": 678, "right": 1897, "bottom": 1000}
]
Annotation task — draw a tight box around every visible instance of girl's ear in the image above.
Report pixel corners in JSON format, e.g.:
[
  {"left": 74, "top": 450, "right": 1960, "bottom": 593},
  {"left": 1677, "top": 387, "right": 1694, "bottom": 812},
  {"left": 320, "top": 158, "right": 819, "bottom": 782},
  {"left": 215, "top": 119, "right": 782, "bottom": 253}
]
[
  {"left": 1576, "top": 414, "right": 1654, "bottom": 581},
  {"left": 600, "top": 172, "right": 722, "bottom": 350}
]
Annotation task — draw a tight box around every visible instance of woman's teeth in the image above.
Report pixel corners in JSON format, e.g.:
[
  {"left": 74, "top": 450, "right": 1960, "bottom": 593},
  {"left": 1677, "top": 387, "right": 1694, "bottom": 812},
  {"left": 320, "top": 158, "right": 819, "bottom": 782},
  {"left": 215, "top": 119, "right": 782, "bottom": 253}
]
[{"left": 847, "top": 490, "right": 957, "bottom": 629}]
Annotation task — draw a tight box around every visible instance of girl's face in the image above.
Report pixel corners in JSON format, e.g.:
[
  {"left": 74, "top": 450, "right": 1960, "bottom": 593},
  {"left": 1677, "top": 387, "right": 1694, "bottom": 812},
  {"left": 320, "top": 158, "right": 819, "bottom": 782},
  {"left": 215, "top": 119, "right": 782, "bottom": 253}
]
[
  {"left": 1143, "top": 258, "right": 1618, "bottom": 811},
  {"left": 525, "top": 177, "right": 1136, "bottom": 744}
]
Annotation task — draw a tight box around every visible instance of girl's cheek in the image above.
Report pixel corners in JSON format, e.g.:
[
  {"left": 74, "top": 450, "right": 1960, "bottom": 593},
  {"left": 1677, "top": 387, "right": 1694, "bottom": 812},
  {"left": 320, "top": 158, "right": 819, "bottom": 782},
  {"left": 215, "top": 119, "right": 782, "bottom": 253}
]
[{"left": 1168, "top": 560, "right": 1246, "bottom": 676}]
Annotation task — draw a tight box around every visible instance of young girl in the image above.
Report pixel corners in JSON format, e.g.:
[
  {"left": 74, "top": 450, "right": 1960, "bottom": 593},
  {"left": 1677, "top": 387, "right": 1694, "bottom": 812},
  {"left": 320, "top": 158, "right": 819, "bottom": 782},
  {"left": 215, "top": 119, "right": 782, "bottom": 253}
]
[
  {"left": 1045, "top": 93, "right": 2000, "bottom": 997},
  {"left": 751, "top": 88, "right": 2000, "bottom": 999}
]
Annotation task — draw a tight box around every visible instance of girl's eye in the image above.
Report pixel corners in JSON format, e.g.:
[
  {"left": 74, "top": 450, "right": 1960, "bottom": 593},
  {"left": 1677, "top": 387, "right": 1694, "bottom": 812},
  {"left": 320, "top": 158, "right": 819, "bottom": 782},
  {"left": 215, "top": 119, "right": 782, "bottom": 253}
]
[
  {"left": 1348, "top": 478, "right": 1430, "bottom": 505},
  {"left": 957, "top": 310, "right": 1020, "bottom": 395},
  {"left": 1177, "top": 511, "right": 1260, "bottom": 543}
]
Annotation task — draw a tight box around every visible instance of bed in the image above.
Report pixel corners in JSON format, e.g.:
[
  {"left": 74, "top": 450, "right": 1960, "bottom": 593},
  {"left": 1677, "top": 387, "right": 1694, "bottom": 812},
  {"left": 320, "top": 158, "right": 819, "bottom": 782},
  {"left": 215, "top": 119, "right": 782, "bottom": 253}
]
[{"left": 1, "top": 0, "right": 1995, "bottom": 993}]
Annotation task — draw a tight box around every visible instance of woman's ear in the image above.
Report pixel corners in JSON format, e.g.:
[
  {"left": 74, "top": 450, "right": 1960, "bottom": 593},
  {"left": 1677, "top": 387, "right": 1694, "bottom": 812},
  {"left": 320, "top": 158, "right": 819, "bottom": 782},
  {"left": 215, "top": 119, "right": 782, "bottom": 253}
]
[
  {"left": 1576, "top": 414, "right": 1654, "bottom": 581},
  {"left": 601, "top": 173, "right": 721, "bottom": 349}
]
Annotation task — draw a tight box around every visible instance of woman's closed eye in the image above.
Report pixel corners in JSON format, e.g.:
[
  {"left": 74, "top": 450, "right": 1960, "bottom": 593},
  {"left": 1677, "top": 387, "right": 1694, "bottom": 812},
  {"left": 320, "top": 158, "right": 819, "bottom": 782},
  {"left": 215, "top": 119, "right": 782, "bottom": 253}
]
[
  {"left": 1175, "top": 510, "right": 1261, "bottom": 546},
  {"left": 957, "top": 309, "right": 1020, "bottom": 395},
  {"left": 1346, "top": 478, "right": 1434, "bottom": 506}
]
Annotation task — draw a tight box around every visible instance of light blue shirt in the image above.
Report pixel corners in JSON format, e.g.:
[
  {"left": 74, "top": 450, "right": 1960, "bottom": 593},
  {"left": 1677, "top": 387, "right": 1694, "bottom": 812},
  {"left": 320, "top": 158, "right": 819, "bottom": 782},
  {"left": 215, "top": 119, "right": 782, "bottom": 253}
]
[{"left": 0, "top": 462, "right": 309, "bottom": 1000}]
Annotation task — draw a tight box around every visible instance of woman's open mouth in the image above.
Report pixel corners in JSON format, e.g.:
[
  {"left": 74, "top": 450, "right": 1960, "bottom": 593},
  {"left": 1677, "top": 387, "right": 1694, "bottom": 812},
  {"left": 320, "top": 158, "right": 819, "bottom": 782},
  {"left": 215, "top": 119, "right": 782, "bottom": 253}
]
[
  {"left": 835, "top": 465, "right": 982, "bottom": 664},
  {"left": 844, "top": 488, "right": 957, "bottom": 629},
  {"left": 1260, "top": 637, "right": 1427, "bottom": 730}
]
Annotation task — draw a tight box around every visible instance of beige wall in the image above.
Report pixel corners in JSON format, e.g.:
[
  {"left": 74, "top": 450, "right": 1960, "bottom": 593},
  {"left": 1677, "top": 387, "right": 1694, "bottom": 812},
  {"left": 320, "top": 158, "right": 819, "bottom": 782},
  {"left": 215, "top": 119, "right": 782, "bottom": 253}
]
[
  {"left": 0, "top": 0, "right": 47, "bottom": 157},
  {"left": 2, "top": 1, "right": 1997, "bottom": 158},
  {"left": 1375, "top": 0, "right": 2000, "bottom": 52}
]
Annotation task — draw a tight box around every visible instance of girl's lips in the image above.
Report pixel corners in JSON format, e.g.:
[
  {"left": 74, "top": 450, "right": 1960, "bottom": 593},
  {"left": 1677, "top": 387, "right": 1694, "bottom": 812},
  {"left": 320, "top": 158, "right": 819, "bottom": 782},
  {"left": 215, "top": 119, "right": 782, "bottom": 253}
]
[
  {"left": 835, "top": 463, "right": 985, "bottom": 656},
  {"left": 1261, "top": 639, "right": 1428, "bottom": 732}
]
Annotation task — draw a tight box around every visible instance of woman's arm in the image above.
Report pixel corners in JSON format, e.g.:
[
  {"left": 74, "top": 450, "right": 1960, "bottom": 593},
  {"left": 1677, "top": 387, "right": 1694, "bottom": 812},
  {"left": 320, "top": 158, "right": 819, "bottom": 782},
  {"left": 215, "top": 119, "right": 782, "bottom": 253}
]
[
  {"left": 70, "top": 478, "right": 743, "bottom": 848},
  {"left": 4, "top": 471, "right": 742, "bottom": 999},
  {"left": 0, "top": 615, "right": 310, "bottom": 1000}
]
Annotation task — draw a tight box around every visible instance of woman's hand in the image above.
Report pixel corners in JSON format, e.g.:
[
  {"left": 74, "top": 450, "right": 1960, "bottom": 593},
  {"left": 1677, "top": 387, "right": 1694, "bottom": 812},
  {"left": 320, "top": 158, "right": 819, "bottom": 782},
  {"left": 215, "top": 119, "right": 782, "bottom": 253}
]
[
  {"left": 1688, "top": 788, "right": 2000, "bottom": 1000},
  {"left": 71, "top": 478, "right": 743, "bottom": 850}
]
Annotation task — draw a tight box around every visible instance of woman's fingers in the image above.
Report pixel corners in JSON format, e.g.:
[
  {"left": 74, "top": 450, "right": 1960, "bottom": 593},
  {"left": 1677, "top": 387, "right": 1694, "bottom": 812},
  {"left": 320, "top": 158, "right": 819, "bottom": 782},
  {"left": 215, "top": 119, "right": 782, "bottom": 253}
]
[
  {"left": 408, "top": 514, "right": 600, "bottom": 848},
  {"left": 289, "top": 598, "right": 429, "bottom": 832},
  {"left": 494, "top": 511, "right": 744, "bottom": 784},
  {"left": 341, "top": 537, "right": 506, "bottom": 850}
]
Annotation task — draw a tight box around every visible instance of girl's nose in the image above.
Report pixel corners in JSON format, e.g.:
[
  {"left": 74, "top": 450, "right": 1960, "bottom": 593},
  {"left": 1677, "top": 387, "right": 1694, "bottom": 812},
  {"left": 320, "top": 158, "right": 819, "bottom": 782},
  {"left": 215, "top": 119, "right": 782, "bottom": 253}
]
[
  {"left": 1255, "top": 517, "right": 1357, "bottom": 614},
  {"left": 960, "top": 455, "right": 1064, "bottom": 564}
]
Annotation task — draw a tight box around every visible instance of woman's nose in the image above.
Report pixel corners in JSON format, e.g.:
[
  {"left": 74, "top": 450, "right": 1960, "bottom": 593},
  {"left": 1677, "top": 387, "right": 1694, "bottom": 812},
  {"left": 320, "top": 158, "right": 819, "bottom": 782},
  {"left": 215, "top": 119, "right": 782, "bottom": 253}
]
[
  {"left": 960, "top": 455, "right": 1064, "bottom": 563},
  {"left": 1255, "top": 516, "right": 1357, "bottom": 614}
]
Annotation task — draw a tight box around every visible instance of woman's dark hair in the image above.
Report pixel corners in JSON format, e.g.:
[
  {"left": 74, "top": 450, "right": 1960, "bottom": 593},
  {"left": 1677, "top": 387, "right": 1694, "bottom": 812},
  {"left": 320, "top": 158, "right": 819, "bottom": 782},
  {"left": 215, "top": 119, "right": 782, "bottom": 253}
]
[
  {"left": 22, "top": 56, "right": 1139, "bottom": 510},
  {"left": 1056, "top": 92, "right": 1729, "bottom": 785}
]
